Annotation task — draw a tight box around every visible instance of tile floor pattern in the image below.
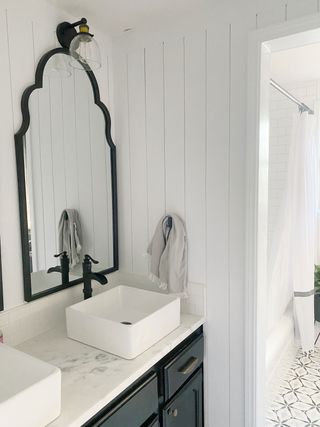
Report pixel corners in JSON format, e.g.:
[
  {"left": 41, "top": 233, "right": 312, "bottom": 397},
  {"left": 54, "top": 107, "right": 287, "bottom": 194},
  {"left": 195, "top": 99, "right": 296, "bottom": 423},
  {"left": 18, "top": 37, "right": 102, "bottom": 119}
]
[{"left": 266, "top": 347, "right": 320, "bottom": 426}]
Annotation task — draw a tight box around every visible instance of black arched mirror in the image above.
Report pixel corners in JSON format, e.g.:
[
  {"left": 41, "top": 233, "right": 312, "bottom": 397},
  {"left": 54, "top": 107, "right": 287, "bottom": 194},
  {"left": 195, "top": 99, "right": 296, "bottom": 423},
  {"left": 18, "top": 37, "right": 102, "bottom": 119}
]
[{"left": 15, "top": 47, "right": 118, "bottom": 301}]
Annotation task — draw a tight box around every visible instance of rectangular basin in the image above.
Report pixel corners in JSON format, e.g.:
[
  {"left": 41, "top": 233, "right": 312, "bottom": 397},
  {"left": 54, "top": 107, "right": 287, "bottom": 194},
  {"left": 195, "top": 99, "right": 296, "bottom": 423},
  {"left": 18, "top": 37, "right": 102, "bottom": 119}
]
[
  {"left": 0, "top": 344, "right": 61, "bottom": 427},
  {"left": 66, "top": 285, "right": 181, "bottom": 359}
]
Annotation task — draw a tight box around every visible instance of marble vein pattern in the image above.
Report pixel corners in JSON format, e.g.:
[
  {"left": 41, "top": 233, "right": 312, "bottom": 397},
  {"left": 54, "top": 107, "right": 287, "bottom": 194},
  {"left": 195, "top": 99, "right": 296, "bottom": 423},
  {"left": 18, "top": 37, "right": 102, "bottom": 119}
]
[
  {"left": 266, "top": 346, "right": 320, "bottom": 427},
  {"left": 16, "top": 313, "right": 205, "bottom": 427}
]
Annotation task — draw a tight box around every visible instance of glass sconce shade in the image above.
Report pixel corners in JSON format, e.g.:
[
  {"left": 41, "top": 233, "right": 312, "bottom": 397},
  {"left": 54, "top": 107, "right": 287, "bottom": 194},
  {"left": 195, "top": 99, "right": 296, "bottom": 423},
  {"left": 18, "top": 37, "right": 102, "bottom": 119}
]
[
  {"left": 69, "top": 33, "right": 101, "bottom": 71},
  {"left": 45, "top": 53, "right": 72, "bottom": 78}
]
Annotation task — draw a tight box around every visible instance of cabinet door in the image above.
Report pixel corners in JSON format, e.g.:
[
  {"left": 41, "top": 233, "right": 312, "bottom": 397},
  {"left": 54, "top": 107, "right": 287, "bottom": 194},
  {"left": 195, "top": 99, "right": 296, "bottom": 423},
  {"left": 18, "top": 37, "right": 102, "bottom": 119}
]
[
  {"left": 143, "top": 414, "right": 160, "bottom": 427},
  {"left": 163, "top": 369, "right": 203, "bottom": 427}
]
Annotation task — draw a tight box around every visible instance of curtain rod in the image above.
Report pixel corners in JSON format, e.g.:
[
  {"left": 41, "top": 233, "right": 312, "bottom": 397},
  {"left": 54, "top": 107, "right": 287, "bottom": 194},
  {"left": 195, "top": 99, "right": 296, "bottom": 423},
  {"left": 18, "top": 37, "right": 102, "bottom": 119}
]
[{"left": 270, "top": 79, "right": 314, "bottom": 115}]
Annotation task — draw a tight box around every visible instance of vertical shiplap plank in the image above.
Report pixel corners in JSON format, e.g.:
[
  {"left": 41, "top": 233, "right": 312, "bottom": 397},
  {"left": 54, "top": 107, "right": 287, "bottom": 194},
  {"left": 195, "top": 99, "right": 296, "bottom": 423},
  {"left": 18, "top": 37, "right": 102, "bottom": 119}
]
[
  {"left": 74, "top": 70, "right": 94, "bottom": 258},
  {"left": 49, "top": 76, "right": 67, "bottom": 254},
  {"left": 31, "top": 22, "right": 56, "bottom": 270},
  {"left": 229, "top": 21, "right": 247, "bottom": 426},
  {"left": 37, "top": 78, "right": 57, "bottom": 267},
  {"left": 127, "top": 49, "right": 149, "bottom": 274},
  {"left": 0, "top": 7, "right": 24, "bottom": 307},
  {"left": 184, "top": 30, "right": 207, "bottom": 284},
  {"left": 6, "top": 8, "right": 35, "bottom": 131},
  {"left": 145, "top": 43, "right": 166, "bottom": 239},
  {"left": 28, "top": 92, "right": 46, "bottom": 271},
  {"left": 114, "top": 51, "right": 133, "bottom": 272},
  {"left": 256, "top": 0, "right": 286, "bottom": 28},
  {"left": 206, "top": 23, "right": 231, "bottom": 427},
  {"left": 61, "top": 72, "right": 78, "bottom": 210},
  {"left": 163, "top": 37, "right": 185, "bottom": 218},
  {"left": 95, "top": 47, "right": 115, "bottom": 263},
  {"left": 286, "top": 0, "right": 318, "bottom": 20},
  {"left": 89, "top": 102, "right": 111, "bottom": 267}
]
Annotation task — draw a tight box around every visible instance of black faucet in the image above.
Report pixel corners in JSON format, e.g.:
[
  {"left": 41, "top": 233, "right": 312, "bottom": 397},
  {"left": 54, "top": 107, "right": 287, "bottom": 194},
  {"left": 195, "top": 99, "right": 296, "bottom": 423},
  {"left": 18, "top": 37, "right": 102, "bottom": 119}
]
[
  {"left": 47, "top": 251, "right": 70, "bottom": 286},
  {"left": 82, "top": 254, "right": 108, "bottom": 299}
]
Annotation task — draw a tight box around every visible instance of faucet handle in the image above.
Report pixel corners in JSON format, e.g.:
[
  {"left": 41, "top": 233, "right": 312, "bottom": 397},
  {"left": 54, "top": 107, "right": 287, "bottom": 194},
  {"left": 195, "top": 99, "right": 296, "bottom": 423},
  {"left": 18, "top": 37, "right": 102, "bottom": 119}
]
[
  {"left": 54, "top": 251, "right": 68, "bottom": 258},
  {"left": 84, "top": 254, "right": 99, "bottom": 264}
]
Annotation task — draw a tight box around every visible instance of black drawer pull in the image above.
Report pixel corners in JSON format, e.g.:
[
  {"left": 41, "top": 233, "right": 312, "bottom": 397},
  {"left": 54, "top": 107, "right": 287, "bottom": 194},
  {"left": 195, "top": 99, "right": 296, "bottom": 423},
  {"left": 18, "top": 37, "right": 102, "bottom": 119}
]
[
  {"left": 168, "top": 408, "right": 178, "bottom": 417},
  {"left": 178, "top": 356, "right": 199, "bottom": 375}
]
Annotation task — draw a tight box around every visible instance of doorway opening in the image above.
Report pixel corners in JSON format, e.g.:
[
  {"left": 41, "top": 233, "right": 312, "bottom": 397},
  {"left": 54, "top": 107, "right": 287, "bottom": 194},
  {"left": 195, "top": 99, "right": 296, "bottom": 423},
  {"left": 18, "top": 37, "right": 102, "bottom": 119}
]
[{"left": 247, "top": 17, "right": 320, "bottom": 427}]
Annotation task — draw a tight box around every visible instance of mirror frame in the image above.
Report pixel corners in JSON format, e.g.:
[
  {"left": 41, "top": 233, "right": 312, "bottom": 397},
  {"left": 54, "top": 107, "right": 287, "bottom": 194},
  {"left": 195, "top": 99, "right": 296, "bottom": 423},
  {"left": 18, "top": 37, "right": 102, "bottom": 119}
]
[
  {"left": 0, "top": 238, "right": 3, "bottom": 311},
  {"left": 15, "top": 47, "right": 119, "bottom": 302}
]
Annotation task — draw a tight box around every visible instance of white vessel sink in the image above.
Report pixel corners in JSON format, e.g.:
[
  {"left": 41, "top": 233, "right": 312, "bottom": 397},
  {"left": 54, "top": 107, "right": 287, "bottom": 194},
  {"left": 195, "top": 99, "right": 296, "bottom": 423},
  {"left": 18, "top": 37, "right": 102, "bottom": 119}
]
[
  {"left": 0, "top": 344, "right": 61, "bottom": 427},
  {"left": 66, "top": 285, "right": 181, "bottom": 359}
]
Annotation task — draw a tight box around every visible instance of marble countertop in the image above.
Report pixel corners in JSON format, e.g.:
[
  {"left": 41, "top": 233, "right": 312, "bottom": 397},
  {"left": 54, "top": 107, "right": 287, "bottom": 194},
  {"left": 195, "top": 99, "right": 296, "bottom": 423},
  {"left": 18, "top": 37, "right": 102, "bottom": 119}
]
[{"left": 17, "top": 314, "right": 205, "bottom": 427}]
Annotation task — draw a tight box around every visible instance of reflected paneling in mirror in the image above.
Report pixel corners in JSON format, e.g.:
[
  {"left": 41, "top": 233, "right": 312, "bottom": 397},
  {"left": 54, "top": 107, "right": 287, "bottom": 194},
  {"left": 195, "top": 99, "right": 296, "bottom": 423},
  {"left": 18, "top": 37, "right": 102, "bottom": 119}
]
[
  {"left": 15, "top": 48, "right": 118, "bottom": 301},
  {"left": 0, "top": 239, "right": 3, "bottom": 311}
]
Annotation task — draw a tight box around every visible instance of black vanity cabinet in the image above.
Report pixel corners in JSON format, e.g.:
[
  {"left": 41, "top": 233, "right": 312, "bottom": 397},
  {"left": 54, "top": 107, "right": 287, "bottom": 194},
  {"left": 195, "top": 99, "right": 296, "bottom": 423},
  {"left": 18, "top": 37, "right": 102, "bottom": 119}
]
[
  {"left": 84, "top": 327, "right": 204, "bottom": 427},
  {"left": 163, "top": 369, "right": 203, "bottom": 427}
]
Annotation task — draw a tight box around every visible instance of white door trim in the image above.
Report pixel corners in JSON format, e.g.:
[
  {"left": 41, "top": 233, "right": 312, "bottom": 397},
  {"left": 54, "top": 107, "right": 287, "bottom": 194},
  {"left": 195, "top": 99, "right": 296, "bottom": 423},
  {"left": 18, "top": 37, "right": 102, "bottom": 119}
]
[{"left": 245, "top": 14, "right": 320, "bottom": 427}]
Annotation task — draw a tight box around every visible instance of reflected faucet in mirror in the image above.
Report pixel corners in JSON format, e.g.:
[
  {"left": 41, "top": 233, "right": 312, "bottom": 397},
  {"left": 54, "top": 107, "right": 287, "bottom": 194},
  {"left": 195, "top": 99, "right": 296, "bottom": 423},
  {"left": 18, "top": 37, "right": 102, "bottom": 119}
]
[
  {"left": 82, "top": 255, "right": 108, "bottom": 300},
  {"left": 47, "top": 252, "right": 70, "bottom": 286}
]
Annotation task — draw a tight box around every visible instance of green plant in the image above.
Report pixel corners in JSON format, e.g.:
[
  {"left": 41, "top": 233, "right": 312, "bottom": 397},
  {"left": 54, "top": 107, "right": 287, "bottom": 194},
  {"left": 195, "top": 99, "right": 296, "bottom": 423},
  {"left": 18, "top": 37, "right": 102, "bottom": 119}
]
[{"left": 315, "top": 265, "right": 320, "bottom": 294}]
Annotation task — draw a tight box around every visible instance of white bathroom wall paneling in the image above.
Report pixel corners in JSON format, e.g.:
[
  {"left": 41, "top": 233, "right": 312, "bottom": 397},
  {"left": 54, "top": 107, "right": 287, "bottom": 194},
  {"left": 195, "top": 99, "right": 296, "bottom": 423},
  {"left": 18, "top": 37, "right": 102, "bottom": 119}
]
[
  {"left": 38, "top": 82, "right": 58, "bottom": 265},
  {"left": 286, "top": 0, "right": 318, "bottom": 20},
  {"left": 0, "top": 9, "right": 24, "bottom": 308},
  {"left": 29, "top": 92, "right": 46, "bottom": 268},
  {"left": 75, "top": 70, "right": 95, "bottom": 257},
  {"left": 94, "top": 50, "right": 115, "bottom": 264},
  {"left": 31, "top": 20, "right": 62, "bottom": 270},
  {"left": 113, "top": 52, "right": 133, "bottom": 272},
  {"left": 163, "top": 37, "right": 186, "bottom": 219},
  {"left": 144, "top": 43, "right": 166, "bottom": 240},
  {"left": 127, "top": 50, "right": 149, "bottom": 274},
  {"left": 229, "top": 21, "right": 248, "bottom": 426},
  {"left": 61, "top": 74, "right": 78, "bottom": 212},
  {"left": 50, "top": 77, "right": 67, "bottom": 253},
  {"left": 6, "top": 10, "right": 35, "bottom": 131},
  {"left": 184, "top": 30, "right": 207, "bottom": 285},
  {"left": 89, "top": 102, "right": 112, "bottom": 264},
  {"left": 256, "top": 0, "right": 287, "bottom": 28},
  {"left": 117, "top": 32, "right": 209, "bottom": 283},
  {"left": 27, "top": 109, "right": 41, "bottom": 271},
  {"left": 205, "top": 23, "right": 231, "bottom": 427}
]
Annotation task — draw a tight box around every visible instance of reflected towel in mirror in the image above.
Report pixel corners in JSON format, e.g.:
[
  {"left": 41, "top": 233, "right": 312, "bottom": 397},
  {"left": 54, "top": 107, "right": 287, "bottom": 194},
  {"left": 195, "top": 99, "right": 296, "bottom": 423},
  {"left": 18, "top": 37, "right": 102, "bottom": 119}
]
[
  {"left": 58, "top": 209, "right": 82, "bottom": 268},
  {"left": 147, "top": 214, "right": 188, "bottom": 297}
]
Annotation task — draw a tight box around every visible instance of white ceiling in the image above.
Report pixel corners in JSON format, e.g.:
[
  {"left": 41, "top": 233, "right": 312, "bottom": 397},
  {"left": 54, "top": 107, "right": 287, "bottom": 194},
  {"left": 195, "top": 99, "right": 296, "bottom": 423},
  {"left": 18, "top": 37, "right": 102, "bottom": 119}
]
[
  {"left": 49, "top": 0, "right": 210, "bottom": 37},
  {"left": 271, "top": 43, "right": 320, "bottom": 84}
]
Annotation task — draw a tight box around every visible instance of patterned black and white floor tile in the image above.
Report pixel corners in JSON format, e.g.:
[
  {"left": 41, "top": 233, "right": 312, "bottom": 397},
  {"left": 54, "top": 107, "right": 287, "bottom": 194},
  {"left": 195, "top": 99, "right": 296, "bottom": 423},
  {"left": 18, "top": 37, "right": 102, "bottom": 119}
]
[{"left": 266, "top": 347, "right": 320, "bottom": 426}]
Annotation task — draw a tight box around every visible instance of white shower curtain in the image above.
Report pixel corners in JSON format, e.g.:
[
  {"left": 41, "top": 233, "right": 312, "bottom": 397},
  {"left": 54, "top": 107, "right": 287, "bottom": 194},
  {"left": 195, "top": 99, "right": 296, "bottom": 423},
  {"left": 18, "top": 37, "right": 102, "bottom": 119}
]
[{"left": 268, "top": 110, "right": 318, "bottom": 353}]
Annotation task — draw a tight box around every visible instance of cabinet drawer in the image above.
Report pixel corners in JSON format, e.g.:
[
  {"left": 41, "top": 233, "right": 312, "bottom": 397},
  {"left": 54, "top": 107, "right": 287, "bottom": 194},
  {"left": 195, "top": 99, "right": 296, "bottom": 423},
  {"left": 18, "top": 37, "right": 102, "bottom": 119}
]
[
  {"left": 90, "top": 373, "right": 158, "bottom": 427},
  {"left": 163, "top": 368, "right": 203, "bottom": 427},
  {"left": 164, "top": 335, "right": 203, "bottom": 400}
]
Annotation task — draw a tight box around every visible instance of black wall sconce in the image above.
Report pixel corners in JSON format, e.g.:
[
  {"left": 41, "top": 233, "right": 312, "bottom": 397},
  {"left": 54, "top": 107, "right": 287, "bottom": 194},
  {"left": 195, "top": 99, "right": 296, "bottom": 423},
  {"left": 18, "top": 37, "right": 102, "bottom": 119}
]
[{"left": 56, "top": 18, "right": 101, "bottom": 70}]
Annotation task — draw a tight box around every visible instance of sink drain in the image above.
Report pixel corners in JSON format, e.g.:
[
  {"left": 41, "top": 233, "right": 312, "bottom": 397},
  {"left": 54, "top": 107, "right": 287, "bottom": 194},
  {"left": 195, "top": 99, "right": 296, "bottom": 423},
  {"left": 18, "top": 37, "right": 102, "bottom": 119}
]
[{"left": 120, "top": 321, "right": 132, "bottom": 325}]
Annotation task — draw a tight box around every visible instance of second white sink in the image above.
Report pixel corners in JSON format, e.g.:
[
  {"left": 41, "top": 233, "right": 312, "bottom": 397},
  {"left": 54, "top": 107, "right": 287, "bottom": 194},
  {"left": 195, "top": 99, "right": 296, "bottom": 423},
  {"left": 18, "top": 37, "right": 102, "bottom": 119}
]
[
  {"left": 66, "top": 285, "right": 180, "bottom": 359},
  {"left": 0, "top": 344, "right": 61, "bottom": 427}
]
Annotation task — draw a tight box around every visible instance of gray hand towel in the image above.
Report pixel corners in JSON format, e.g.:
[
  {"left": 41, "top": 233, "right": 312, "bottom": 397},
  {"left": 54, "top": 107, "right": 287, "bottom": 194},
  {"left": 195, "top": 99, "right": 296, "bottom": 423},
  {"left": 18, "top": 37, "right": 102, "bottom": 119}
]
[
  {"left": 58, "top": 209, "right": 82, "bottom": 268},
  {"left": 147, "top": 214, "right": 188, "bottom": 296}
]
